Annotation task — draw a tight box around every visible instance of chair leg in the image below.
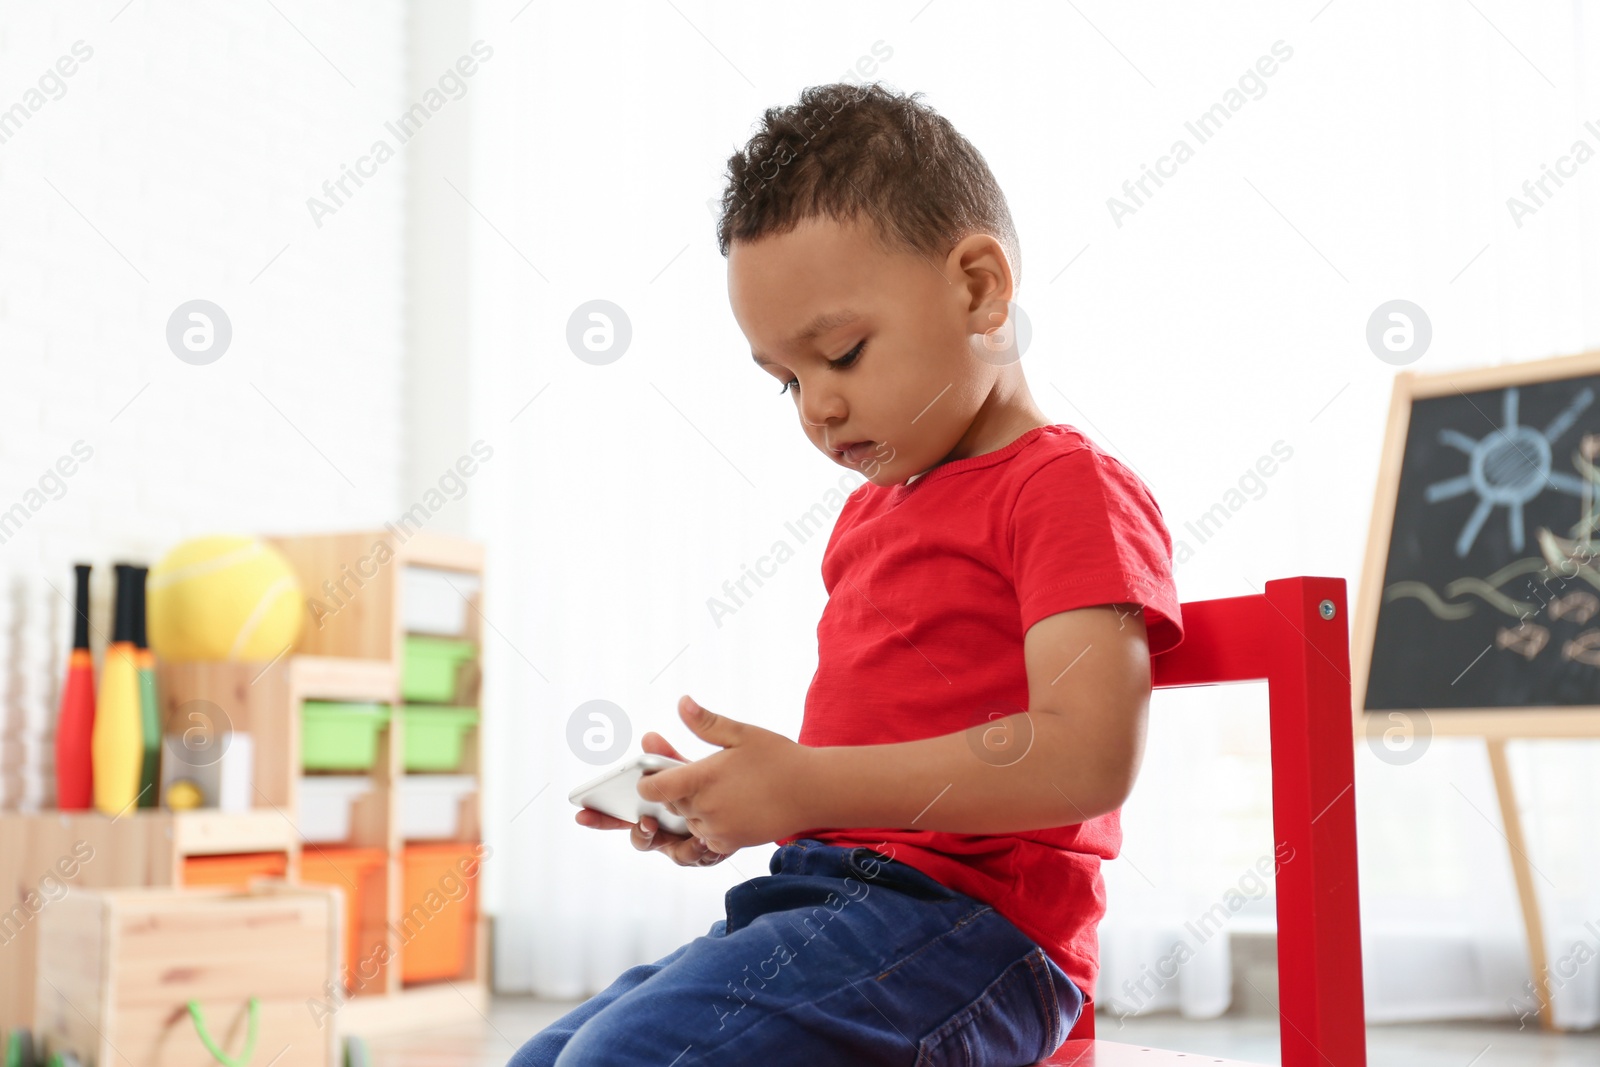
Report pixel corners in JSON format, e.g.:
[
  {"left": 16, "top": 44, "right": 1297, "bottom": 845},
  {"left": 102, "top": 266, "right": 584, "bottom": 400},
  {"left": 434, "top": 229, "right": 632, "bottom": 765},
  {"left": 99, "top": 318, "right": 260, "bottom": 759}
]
[{"left": 1263, "top": 577, "right": 1367, "bottom": 1067}]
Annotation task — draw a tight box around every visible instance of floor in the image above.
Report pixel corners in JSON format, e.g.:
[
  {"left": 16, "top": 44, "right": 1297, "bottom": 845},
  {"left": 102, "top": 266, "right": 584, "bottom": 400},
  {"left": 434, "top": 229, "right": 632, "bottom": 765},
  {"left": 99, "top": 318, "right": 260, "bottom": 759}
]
[{"left": 362, "top": 995, "right": 1600, "bottom": 1066}]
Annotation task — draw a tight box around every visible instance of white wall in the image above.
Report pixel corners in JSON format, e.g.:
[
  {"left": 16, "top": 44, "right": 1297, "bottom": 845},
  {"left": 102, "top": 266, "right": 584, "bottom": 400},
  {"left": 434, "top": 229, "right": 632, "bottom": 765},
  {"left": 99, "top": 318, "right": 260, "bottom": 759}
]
[
  {"left": 402, "top": 0, "right": 480, "bottom": 531},
  {"left": 0, "top": 1, "right": 409, "bottom": 798}
]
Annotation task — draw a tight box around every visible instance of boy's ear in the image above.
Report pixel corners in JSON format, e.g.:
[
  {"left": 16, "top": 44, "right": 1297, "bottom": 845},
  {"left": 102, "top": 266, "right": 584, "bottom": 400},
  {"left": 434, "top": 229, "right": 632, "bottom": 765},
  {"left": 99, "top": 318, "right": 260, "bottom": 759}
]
[{"left": 949, "top": 232, "right": 1014, "bottom": 336}]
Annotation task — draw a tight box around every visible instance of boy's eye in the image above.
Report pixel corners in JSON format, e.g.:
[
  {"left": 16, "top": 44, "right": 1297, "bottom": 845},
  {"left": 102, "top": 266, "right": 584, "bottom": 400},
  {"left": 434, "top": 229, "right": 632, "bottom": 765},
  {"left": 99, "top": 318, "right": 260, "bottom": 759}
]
[{"left": 777, "top": 341, "right": 865, "bottom": 397}]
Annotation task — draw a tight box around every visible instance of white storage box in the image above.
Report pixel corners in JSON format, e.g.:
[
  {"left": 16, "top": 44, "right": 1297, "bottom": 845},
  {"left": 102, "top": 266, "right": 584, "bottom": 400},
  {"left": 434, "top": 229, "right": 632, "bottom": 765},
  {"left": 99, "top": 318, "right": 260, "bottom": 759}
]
[
  {"left": 297, "top": 774, "right": 372, "bottom": 842},
  {"left": 399, "top": 774, "right": 476, "bottom": 840},
  {"left": 403, "top": 566, "right": 482, "bottom": 636}
]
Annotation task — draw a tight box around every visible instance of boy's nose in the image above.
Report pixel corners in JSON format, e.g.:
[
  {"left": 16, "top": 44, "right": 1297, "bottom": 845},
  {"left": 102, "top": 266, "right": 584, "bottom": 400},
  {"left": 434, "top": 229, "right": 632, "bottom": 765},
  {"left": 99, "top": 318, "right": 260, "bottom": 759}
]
[{"left": 799, "top": 393, "right": 845, "bottom": 428}]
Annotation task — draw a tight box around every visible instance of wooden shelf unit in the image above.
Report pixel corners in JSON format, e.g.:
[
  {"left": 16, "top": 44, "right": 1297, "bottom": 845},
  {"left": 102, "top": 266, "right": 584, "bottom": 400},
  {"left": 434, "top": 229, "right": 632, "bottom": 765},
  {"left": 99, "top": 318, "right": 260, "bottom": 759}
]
[
  {"left": 266, "top": 528, "right": 490, "bottom": 1022},
  {"left": 0, "top": 529, "right": 491, "bottom": 1038}
]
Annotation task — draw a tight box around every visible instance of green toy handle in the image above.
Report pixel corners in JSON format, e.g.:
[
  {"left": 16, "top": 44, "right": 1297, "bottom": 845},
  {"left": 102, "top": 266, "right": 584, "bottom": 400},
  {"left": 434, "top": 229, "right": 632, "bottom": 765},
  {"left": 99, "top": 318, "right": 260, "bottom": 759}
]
[{"left": 186, "top": 997, "right": 260, "bottom": 1067}]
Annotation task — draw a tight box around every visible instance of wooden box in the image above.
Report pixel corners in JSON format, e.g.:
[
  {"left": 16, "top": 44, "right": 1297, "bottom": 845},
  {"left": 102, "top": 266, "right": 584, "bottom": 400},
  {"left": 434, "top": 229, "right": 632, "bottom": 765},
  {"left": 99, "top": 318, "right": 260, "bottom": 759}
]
[{"left": 34, "top": 883, "right": 340, "bottom": 1067}]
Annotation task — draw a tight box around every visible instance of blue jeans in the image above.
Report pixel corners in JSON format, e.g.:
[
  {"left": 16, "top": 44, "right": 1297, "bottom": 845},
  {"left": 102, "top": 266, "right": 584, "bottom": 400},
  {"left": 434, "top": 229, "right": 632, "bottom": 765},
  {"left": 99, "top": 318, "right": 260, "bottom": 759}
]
[{"left": 507, "top": 839, "right": 1084, "bottom": 1067}]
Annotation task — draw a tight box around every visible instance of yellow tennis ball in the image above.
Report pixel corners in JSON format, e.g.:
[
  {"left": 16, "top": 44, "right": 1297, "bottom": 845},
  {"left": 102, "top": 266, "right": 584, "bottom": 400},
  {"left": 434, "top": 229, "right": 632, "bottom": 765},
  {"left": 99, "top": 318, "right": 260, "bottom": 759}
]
[{"left": 148, "top": 535, "right": 305, "bottom": 661}]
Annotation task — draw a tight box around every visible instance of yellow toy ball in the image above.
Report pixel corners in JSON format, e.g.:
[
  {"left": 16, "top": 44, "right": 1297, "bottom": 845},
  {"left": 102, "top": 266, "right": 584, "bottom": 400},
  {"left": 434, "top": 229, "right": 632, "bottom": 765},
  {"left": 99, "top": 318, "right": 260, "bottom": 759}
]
[
  {"left": 148, "top": 535, "right": 305, "bottom": 661},
  {"left": 166, "top": 779, "right": 204, "bottom": 811}
]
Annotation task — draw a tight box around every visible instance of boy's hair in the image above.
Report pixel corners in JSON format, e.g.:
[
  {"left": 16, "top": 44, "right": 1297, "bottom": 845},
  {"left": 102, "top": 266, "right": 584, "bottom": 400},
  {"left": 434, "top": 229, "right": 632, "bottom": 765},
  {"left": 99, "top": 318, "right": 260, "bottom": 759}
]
[{"left": 716, "top": 83, "right": 1022, "bottom": 288}]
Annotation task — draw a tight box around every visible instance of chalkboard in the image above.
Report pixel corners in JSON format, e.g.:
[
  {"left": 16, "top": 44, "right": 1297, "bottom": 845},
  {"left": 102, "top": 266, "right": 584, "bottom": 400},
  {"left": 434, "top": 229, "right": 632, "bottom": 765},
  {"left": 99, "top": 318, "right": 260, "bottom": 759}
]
[
  {"left": 1363, "top": 359, "right": 1600, "bottom": 712},
  {"left": 1352, "top": 352, "right": 1600, "bottom": 1028}
]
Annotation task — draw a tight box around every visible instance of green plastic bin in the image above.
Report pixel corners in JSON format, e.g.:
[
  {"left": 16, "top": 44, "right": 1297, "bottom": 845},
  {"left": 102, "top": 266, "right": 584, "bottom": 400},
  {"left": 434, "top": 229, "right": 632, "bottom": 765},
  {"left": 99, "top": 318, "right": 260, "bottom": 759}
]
[
  {"left": 403, "top": 636, "right": 477, "bottom": 703},
  {"left": 402, "top": 705, "right": 480, "bottom": 772},
  {"left": 301, "top": 701, "right": 391, "bottom": 771}
]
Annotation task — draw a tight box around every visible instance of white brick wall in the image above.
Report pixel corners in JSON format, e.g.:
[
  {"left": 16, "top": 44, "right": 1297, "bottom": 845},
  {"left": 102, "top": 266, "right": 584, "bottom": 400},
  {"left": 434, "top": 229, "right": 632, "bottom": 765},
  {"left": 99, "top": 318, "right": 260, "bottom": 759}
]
[{"left": 0, "top": 1, "right": 410, "bottom": 803}]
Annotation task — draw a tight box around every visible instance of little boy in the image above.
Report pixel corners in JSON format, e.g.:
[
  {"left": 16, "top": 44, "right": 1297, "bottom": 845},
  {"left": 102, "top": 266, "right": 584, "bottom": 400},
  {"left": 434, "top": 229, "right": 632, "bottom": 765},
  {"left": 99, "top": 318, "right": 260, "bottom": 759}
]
[{"left": 509, "top": 82, "right": 1183, "bottom": 1067}]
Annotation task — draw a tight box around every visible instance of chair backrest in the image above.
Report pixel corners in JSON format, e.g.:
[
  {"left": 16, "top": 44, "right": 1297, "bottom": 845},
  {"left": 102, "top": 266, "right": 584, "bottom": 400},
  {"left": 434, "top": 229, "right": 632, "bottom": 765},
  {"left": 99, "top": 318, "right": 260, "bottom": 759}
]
[{"left": 1063, "top": 576, "right": 1367, "bottom": 1067}]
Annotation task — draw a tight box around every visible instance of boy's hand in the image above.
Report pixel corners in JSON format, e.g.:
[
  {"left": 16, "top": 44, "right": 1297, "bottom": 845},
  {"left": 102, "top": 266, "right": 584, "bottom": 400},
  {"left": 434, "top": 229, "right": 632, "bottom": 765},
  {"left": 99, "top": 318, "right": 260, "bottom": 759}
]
[
  {"left": 635, "top": 695, "right": 815, "bottom": 855},
  {"left": 573, "top": 731, "right": 732, "bottom": 867}
]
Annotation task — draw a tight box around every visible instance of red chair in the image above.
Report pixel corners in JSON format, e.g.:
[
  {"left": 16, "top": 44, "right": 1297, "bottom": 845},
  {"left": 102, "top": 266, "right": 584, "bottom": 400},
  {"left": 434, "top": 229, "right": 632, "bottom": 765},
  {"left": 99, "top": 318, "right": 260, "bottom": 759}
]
[{"left": 1040, "top": 576, "right": 1368, "bottom": 1066}]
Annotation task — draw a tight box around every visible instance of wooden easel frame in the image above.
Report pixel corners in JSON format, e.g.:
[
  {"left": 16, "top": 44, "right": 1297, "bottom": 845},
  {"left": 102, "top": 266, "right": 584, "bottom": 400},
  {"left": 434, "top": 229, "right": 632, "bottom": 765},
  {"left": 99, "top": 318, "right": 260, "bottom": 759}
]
[{"left": 1353, "top": 346, "right": 1600, "bottom": 1031}]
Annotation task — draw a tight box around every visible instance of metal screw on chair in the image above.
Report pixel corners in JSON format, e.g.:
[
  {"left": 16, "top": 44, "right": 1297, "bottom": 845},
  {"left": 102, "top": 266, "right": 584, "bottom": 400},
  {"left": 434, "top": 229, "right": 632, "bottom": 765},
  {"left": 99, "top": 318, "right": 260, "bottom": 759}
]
[{"left": 1318, "top": 599, "right": 1336, "bottom": 620}]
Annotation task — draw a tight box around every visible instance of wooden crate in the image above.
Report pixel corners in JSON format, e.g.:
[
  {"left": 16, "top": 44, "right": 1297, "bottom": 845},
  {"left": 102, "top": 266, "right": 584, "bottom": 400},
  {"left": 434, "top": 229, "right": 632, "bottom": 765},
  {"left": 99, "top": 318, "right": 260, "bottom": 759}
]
[
  {"left": 34, "top": 883, "right": 341, "bottom": 1067},
  {"left": 0, "top": 809, "right": 298, "bottom": 1032}
]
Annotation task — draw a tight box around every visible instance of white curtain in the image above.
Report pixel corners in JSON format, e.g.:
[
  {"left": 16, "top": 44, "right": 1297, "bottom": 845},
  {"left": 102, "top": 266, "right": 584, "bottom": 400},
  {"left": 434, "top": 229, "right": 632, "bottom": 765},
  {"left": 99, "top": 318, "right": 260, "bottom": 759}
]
[{"left": 459, "top": 0, "right": 1600, "bottom": 1030}]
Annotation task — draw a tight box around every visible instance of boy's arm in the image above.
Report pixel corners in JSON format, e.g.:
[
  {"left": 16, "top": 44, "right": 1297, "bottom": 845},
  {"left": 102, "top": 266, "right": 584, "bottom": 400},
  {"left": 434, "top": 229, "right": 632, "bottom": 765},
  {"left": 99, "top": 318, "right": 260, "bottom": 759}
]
[{"left": 803, "top": 602, "right": 1151, "bottom": 834}]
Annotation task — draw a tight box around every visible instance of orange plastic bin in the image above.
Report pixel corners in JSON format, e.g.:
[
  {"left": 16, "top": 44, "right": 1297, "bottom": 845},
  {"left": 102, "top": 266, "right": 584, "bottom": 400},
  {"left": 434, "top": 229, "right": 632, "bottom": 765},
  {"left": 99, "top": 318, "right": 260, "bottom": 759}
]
[
  {"left": 299, "top": 845, "right": 388, "bottom": 989},
  {"left": 400, "top": 841, "right": 479, "bottom": 983},
  {"left": 182, "top": 851, "right": 288, "bottom": 888}
]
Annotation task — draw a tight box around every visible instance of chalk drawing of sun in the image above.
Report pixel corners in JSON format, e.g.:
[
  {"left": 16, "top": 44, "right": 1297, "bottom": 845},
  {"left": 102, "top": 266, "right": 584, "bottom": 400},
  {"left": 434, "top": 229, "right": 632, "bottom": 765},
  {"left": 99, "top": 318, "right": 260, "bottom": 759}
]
[{"left": 1426, "top": 385, "right": 1594, "bottom": 557}]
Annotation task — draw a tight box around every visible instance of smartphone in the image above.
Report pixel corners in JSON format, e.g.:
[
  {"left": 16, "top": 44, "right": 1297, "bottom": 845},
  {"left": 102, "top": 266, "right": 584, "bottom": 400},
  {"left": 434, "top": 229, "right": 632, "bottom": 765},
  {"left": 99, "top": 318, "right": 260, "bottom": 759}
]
[{"left": 569, "top": 753, "right": 691, "bottom": 836}]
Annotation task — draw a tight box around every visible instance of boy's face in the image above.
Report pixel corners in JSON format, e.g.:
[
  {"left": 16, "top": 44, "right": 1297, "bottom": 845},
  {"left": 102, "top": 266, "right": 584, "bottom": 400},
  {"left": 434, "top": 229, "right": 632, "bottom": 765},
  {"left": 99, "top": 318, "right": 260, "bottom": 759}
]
[{"left": 728, "top": 214, "right": 1013, "bottom": 486}]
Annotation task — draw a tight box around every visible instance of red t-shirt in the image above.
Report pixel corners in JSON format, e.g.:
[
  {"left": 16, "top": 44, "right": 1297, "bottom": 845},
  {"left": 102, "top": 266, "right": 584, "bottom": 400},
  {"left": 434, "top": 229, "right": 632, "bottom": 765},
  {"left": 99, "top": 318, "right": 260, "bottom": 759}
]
[{"left": 788, "top": 423, "right": 1183, "bottom": 999}]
